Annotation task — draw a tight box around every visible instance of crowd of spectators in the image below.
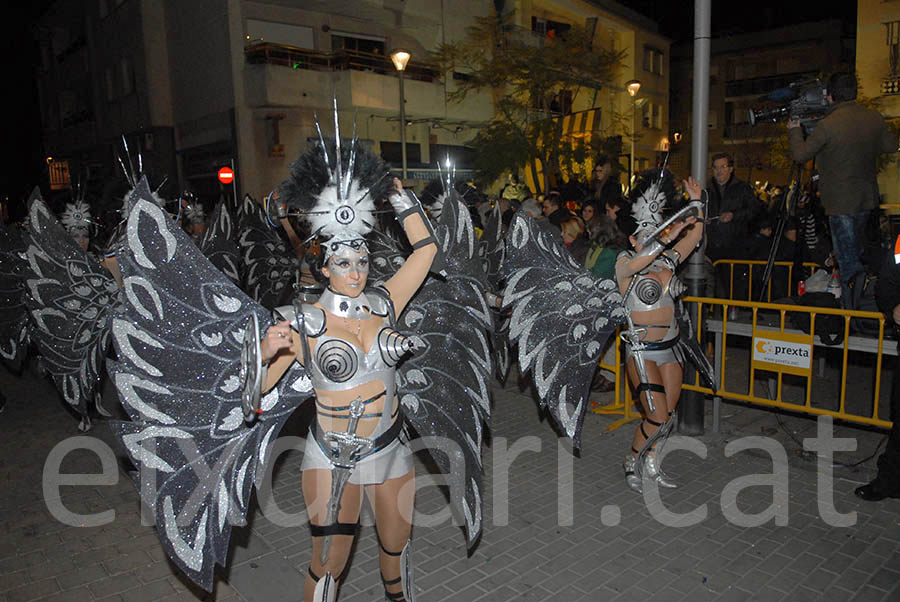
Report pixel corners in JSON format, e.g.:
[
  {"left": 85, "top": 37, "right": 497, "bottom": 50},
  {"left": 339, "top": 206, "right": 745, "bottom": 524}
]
[{"left": 490, "top": 150, "right": 844, "bottom": 306}]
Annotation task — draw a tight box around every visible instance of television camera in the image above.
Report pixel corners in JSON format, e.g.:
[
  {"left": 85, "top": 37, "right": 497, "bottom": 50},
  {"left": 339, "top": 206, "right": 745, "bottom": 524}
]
[{"left": 748, "top": 78, "right": 829, "bottom": 133}]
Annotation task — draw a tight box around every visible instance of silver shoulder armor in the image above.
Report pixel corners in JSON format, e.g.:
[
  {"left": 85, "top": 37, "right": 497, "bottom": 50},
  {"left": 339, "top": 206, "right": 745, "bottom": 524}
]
[
  {"left": 273, "top": 304, "right": 326, "bottom": 336},
  {"left": 365, "top": 285, "right": 395, "bottom": 321}
]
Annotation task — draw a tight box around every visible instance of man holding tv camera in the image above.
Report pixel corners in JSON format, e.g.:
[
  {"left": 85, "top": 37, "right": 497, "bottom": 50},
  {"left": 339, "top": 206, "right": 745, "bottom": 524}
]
[{"left": 788, "top": 72, "right": 897, "bottom": 304}]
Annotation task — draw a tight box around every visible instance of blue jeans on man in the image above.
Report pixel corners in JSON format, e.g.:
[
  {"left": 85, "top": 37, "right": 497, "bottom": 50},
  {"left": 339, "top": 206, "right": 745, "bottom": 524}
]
[{"left": 828, "top": 212, "right": 870, "bottom": 305}]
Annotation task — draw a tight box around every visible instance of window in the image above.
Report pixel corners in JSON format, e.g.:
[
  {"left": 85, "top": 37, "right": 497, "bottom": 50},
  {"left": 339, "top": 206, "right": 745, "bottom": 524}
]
[
  {"left": 245, "top": 19, "right": 314, "bottom": 49},
  {"left": 430, "top": 144, "right": 474, "bottom": 169},
  {"left": 640, "top": 102, "right": 662, "bottom": 130},
  {"left": 331, "top": 34, "right": 385, "bottom": 56},
  {"left": 380, "top": 141, "right": 421, "bottom": 165},
  {"left": 531, "top": 17, "right": 571, "bottom": 39},
  {"left": 643, "top": 46, "right": 663, "bottom": 76}
]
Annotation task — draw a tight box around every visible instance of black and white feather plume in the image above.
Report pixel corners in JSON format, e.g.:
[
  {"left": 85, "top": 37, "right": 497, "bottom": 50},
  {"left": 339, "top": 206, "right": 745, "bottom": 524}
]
[
  {"left": 280, "top": 130, "right": 391, "bottom": 250},
  {"left": 501, "top": 212, "right": 626, "bottom": 449},
  {"left": 107, "top": 178, "right": 313, "bottom": 591}
]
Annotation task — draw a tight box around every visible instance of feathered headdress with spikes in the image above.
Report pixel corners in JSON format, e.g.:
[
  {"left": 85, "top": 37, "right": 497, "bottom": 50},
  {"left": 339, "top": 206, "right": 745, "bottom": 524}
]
[
  {"left": 60, "top": 200, "right": 93, "bottom": 234},
  {"left": 183, "top": 193, "right": 206, "bottom": 226},
  {"left": 280, "top": 100, "right": 392, "bottom": 258},
  {"left": 629, "top": 169, "right": 677, "bottom": 241}
]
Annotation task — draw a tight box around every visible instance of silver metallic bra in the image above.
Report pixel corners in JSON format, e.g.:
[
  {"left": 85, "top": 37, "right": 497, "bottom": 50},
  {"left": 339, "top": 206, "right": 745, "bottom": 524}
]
[
  {"left": 275, "top": 287, "right": 417, "bottom": 392},
  {"left": 618, "top": 249, "right": 687, "bottom": 314}
]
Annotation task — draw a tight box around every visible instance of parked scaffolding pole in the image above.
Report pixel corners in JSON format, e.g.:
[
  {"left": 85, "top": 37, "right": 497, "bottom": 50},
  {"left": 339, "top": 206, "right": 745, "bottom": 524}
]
[{"left": 680, "top": 0, "right": 711, "bottom": 436}]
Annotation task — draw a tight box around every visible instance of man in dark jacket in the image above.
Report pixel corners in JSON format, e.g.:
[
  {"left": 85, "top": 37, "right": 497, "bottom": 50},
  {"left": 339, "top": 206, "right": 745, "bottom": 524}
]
[
  {"left": 855, "top": 250, "right": 900, "bottom": 501},
  {"left": 542, "top": 191, "right": 571, "bottom": 231},
  {"left": 789, "top": 73, "right": 897, "bottom": 303},
  {"left": 706, "top": 152, "right": 759, "bottom": 262}
]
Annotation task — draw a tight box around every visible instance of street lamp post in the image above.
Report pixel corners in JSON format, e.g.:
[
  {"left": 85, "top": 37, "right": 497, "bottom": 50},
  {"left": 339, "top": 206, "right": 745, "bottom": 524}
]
[
  {"left": 391, "top": 49, "right": 411, "bottom": 180},
  {"left": 626, "top": 79, "right": 642, "bottom": 187}
]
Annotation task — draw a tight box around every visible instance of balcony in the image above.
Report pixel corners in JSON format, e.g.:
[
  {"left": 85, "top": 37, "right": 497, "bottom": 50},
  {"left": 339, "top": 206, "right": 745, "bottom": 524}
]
[{"left": 243, "top": 43, "right": 491, "bottom": 121}]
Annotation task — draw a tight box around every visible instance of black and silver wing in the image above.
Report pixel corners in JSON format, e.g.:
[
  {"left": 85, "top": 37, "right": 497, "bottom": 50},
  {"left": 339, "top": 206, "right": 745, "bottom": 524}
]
[
  {"left": 20, "top": 192, "right": 117, "bottom": 420},
  {"left": 199, "top": 202, "right": 241, "bottom": 285},
  {"left": 108, "top": 179, "right": 313, "bottom": 591},
  {"left": 502, "top": 212, "right": 625, "bottom": 450},
  {"left": 237, "top": 194, "right": 299, "bottom": 309},
  {"left": 397, "top": 194, "right": 492, "bottom": 547},
  {"left": 676, "top": 299, "right": 716, "bottom": 390},
  {"left": 478, "top": 203, "right": 510, "bottom": 381},
  {"left": 0, "top": 220, "right": 28, "bottom": 370},
  {"left": 366, "top": 229, "right": 407, "bottom": 287}
]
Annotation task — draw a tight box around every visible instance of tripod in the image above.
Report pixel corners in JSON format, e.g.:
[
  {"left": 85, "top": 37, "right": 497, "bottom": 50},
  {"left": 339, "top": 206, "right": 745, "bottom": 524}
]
[{"left": 757, "top": 161, "right": 811, "bottom": 302}]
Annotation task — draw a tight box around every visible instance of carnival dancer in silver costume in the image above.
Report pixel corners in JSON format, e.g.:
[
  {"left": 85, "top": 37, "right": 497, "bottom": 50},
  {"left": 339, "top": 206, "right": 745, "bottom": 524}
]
[
  {"left": 260, "top": 172, "right": 436, "bottom": 601},
  {"left": 617, "top": 175, "right": 706, "bottom": 492}
]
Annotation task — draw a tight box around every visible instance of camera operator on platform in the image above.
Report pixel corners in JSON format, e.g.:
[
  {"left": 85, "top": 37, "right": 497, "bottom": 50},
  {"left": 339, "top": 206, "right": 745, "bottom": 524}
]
[{"left": 788, "top": 72, "right": 898, "bottom": 304}]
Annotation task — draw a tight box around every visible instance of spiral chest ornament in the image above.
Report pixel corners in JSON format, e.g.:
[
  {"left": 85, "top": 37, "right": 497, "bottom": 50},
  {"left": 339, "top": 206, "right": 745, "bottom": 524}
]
[
  {"left": 315, "top": 339, "right": 359, "bottom": 383},
  {"left": 635, "top": 277, "right": 663, "bottom": 306}
]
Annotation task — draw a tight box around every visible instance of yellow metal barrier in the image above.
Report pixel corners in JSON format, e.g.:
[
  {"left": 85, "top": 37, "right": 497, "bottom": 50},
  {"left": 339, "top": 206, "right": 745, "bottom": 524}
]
[
  {"left": 592, "top": 296, "right": 894, "bottom": 431},
  {"left": 712, "top": 259, "right": 822, "bottom": 302}
]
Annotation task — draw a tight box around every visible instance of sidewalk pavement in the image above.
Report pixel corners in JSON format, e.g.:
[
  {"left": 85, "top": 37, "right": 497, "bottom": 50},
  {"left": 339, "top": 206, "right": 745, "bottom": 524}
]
[{"left": 2, "top": 362, "right": 899, "bottom": 602}]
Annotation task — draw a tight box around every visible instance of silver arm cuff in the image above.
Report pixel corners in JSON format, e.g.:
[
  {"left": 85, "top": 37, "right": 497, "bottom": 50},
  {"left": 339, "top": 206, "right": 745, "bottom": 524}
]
[{"left": 633, "top": 238, "right": 666, "bottom": 259}]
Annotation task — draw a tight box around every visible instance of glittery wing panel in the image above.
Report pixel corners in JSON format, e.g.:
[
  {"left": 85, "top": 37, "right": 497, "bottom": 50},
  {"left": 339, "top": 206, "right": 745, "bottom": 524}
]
[
  {"left": 366, "top": 229, "right": 407, "bottom": 287},
  {"left": 0, "top": 222, "right": 28, "bottom": 369},
  {"left": 237, "top": 194, "right": 299, "bottom": 309},
  {"left": 501, "top": 213, "right": 626, "bottom": 449},
  {"left": 20, "top": 196, "right": 117, "bottom": 414},
  {"left": 199, "top": 202, "right": 241, "bottom": 285},
  {"left": 108, "top": 180, "right": 312, "bottom": 591},
  {"left": 676, "top": 299, "right": 716, "bottom": 390},
  {"left": 397, "top": 196, "right": 492, "bottom": 547},
  {"left": 479, "top": 203, "right": 505, "bottom": 292},
  {"left": 477, "top": 204, "right": 511, "bottom": 381}
]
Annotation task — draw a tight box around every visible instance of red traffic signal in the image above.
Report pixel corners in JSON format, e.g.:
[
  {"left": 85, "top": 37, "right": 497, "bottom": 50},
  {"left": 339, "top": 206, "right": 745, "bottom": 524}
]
[{"left": 217, "top": 166, "right": 235, "bottom": 184}]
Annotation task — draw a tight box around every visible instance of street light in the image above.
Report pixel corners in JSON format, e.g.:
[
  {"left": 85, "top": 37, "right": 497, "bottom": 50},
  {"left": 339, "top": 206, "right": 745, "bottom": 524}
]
[
  {"left": 625, "top": 79, "right": 642, "bottom": 187},
  {"left": 391, "top": 49, "right": 411, "bottom": 180}
]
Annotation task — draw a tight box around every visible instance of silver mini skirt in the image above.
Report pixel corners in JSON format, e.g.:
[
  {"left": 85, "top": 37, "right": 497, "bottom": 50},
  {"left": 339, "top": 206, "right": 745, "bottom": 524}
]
[{"left": 300, "top": 430, "right": 413, "bottom": 485}]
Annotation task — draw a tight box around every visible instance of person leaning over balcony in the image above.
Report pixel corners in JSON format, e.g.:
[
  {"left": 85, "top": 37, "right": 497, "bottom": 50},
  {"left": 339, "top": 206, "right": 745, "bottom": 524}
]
[
  {"left": 788, "top": 72, "right": 898, "bottom": 305},
  {"left": 855, "top": 251, "right": 900, "bottom": 501}
]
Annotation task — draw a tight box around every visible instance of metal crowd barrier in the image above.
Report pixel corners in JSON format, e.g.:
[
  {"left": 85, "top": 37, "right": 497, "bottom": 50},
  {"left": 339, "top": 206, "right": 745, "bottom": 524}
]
[
  {"left": 593, "top": 296, "right": 894, "bottom": 432},
  {"left": 713, "top": 259, "right": 823, "bottom": 303}
]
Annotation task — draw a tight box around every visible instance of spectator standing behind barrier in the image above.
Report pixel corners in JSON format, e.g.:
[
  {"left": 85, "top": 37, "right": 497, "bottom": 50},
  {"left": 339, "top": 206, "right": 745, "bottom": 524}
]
[
  {"left": 542, "top": 191, "right": 572, "bottom": 231},
  {"left": 855, "top": 252, "right": 900, "bottom": 501},
  {"left": 560, "top": 216, "right": 589, "bottom": 264},
  {"left": 788, "top": 72, "right": 898, "bottom": 305},
  {"left": 705, "top": 152, "right": 759, "bottom": 262},
  {"left": 591, "top": 154, "right": 623, "bottom": 211}
]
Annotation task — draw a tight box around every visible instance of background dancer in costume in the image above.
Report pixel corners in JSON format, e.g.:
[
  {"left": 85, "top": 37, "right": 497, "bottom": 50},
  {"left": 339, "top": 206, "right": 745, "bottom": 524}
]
[{"left": 617, "top": 175, "right": 705, "bottom": 492}]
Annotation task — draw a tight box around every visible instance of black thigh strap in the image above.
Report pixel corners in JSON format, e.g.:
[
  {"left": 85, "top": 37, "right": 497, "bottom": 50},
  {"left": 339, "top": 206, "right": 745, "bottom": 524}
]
[
  {"left": 635, "top": 382, "right": 666, "bottom": 394},
  {"left": 309, "top": 521, "right": 359, "bottom": 537}
]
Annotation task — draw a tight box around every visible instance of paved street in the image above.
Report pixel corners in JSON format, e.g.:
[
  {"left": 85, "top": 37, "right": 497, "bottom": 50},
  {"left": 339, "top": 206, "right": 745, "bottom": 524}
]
[{"left": 2, "top": 360, "right": 899, "bottom": 602}]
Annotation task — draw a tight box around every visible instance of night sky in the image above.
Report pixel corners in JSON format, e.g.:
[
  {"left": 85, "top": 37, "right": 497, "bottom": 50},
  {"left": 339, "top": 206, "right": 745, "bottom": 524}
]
[{"left": 0, "top": 1, "right": 859, "bottom": 214}]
